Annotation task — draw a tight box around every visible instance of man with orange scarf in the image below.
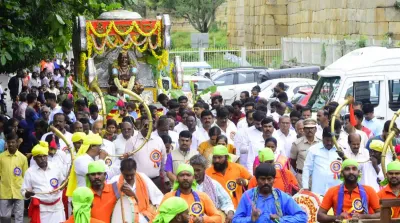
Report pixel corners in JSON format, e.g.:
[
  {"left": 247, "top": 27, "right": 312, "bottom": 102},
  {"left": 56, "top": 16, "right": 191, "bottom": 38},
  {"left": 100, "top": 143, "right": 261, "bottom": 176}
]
[
  {"left": 22, "top": 141, "right": 65, "bottom": 223},
  {"left": 248, "top": 147, "right": 299, "bottom": 195},
  {"left": 109, "top": 158, "right": 164, "bottom": 222}
]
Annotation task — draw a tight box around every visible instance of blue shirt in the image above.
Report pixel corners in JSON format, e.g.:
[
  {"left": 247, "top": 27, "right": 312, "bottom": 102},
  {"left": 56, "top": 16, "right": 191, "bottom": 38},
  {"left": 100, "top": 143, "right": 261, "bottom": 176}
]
[
  {"left": 302, "top": 142, "right": 342, "bottom": 195},
  {"left": 362, "top": 117, "right": 383, "bottom": 137},
  {"left": 233, "top": 188, "right": 307, "bottom": 223}
]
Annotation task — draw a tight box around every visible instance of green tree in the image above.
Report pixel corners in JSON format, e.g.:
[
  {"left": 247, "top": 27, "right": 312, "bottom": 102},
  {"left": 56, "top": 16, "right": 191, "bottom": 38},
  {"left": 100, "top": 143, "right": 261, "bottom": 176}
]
[{"left": 0, "top": 0, "right": 122, "bottom": 72}]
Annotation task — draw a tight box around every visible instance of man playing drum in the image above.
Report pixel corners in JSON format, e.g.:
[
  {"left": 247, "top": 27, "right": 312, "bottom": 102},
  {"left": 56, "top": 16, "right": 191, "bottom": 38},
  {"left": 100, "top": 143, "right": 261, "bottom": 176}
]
[
  {"left": 161, "top": 164, "right": 222, "bottom": 223},
  {"left": 65, "top": 187, "right": 105, "bottom": 223},
  {"left": 317, "top": 159, "right": 380, "bottom": 222},
  {"left": 153, "top": 197, "right": 189, "bottom": 223},
  {"left": 109, "top": 158, "right": 163, "bottom": 222}
]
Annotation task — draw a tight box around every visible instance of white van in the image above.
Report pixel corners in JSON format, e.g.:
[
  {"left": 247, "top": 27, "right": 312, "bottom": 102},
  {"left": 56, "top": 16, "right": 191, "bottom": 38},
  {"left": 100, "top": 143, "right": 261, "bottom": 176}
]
[{"left": 307, "top": 47, "right": 400, "bottom": 125}]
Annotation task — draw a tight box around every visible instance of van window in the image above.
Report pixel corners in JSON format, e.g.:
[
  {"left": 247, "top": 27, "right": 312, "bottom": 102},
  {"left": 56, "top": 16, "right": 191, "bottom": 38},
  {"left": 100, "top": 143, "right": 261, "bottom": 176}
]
[
  {"left": 238, "top": 72, "right": 255, "bottom": 84},
  {"left": 351, "top": 80, "right": 380, "bottom": 106},
  {"left": 388, "top": 80, "right": 400, "bottom": 111},
  {"left": 214, "top": 74, "right": 234, "bottom": 86}
]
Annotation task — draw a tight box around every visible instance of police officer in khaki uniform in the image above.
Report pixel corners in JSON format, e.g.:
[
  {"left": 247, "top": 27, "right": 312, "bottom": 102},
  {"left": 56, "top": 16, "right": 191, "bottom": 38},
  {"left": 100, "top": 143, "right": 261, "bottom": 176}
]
[{"left": 290, "top": 118, "right": 321, "bottom": 188}]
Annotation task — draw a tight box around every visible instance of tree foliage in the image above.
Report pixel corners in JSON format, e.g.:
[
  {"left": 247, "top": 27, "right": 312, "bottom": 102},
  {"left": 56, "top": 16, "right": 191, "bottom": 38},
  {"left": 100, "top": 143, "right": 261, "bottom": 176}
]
[{"left": 0, "top": 0, "right": 122, "bottom": 72}]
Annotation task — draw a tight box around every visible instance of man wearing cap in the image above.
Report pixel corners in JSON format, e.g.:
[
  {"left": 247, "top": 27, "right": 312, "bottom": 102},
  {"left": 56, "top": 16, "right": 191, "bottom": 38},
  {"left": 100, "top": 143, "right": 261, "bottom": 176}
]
[
  {"left": 22, "top": 141, "right": 66, "bottom": 223},
  {"left": 71, "top": 132, "right": 86, "bottom": 153},
  {"left": 189, "top": 155, "right": 235, "bottom": 222},
  {"left": 65, "top": 187, "right": 105, "bottom": 223},
  {"left": 162, "top": 164, "right": 222, "bottom": 223},
  {"left": 358, "top": 140, "right": 386, "bottom": 192},
  {"left": 248, "top": 147, "right": 299, "bottom": 195},
  {"left": 378, "top": 161, "right": 400, "bottom": 218},
  {"left": 317, "top": 159, "right": 380, "bottom": 222},
  {"left": 233, "top": 163, "right": 307, "bottom": 223},
  {"left": 290, "top": 118, "right": 321, "bottom": 188},
  {"left": 206, "top": 145, "right": 252, "bottom": 209},
  {"left": 87, "top": 160, "right": 135, "bottom": 222},
  {"left": 153, "top": 197, "right": 189, "bottom": 223},
  {"left": 302, "top": 127, "right": 342, "bottom": 195}
]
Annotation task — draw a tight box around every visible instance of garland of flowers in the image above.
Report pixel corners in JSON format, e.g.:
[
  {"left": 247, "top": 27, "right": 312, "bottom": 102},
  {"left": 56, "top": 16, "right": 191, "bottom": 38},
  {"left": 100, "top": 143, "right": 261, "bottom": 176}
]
[
  {"left": 169, "top": 63, "right": 181, "bottom": 89},
  {"left": 79, "top": 52, "right": 89, "bottom": 89}
]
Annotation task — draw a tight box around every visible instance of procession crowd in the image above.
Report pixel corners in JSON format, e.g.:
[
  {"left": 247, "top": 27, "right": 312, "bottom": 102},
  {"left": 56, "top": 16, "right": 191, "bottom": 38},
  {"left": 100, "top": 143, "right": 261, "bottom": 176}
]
[{"left": 1, "top": 60, "right": 399, "bottom": 223}]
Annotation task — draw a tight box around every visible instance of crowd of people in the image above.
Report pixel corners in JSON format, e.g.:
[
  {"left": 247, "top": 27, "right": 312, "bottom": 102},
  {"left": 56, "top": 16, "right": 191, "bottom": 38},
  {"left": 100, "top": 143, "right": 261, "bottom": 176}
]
[{"left": 0, "top": 62, "right": 399, "bottom": 223}]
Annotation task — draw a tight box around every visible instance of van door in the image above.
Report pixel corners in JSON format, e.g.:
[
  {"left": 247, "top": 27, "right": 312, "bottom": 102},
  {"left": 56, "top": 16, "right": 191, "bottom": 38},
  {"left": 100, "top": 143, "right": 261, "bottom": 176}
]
[
  {"left": 340, "top": 76, "right": 386, "bottom": 122},
  {"left": 387, "top": 77, "right": 400, "bottom": 125}
]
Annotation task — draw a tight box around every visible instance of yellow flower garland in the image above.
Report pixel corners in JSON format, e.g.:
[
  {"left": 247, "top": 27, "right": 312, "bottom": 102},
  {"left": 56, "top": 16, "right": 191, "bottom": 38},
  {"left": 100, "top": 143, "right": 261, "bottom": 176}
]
[
  {"left": 169, "top": 63, "right": 181, "bottom": 89},
  {"left": 79, "top": 52, "right": 89, "bottom": 89}
]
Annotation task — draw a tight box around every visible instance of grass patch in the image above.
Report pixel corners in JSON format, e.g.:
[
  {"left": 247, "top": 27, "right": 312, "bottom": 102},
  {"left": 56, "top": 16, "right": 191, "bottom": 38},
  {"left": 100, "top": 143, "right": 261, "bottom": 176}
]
[{"left": 171, "top": 29, "right": 228, "bottom": 49}]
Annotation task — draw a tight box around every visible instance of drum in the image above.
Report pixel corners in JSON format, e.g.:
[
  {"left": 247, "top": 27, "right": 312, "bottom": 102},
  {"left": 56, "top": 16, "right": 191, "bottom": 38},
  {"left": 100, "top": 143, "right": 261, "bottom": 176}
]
[
  {"left": 293, "top": 190, "right": 327, "bottom": 223},
  {"left": 111, "top": 196, "right": 148, "bottom": 223}
]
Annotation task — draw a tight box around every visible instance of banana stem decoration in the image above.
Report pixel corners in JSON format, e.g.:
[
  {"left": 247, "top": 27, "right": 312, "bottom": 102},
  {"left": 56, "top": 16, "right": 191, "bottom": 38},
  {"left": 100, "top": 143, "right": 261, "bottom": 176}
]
[
  {"left": 90, "top": 77, "right": 107, "bottom": 126},
  {"left": 330, "top": 97, "right": 354, "bottom": 159},
  {"left": 381, "top": 109, "right": 400, "bottom": 175},
  {"left": 107, "top": 78, "right": 153, "bottom": 158},
  {"left": 35, "top": 126, "right": 75, "bottom": 194}
]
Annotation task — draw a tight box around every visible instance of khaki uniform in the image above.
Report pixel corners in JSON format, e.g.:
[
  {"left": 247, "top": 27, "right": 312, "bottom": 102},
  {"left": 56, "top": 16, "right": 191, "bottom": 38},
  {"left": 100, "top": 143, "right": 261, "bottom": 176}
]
[{"left": 290, "top": 136, "right": 321, "bottom": 188}]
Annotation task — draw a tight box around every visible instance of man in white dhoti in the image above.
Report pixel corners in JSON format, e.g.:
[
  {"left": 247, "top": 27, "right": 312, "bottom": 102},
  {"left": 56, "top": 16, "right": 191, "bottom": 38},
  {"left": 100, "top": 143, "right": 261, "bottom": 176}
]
[{"left": 22, "top": 141, "right": 65, "bottom": 222}]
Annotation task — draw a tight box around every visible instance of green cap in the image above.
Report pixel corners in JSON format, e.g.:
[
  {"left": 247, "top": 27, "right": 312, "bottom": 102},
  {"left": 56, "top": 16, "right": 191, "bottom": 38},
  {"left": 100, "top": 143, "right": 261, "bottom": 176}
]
[
  {"left": 212, "top": 145, "right": 231, "bottom": 161},
  {"left": 86, "top": 160, "right": 106, "bottom": 187},
  {"left": 153, "top": 197, "right": 188, "bottom": 223},
  {"left": 258, "top": 147, "right": 274, "bottom": 162},
  {"left": 72, "top": 187, "right": 94, "bottom": 223},
  {"left": 172, "top": 164, "right": 197, "bottom": 191}
]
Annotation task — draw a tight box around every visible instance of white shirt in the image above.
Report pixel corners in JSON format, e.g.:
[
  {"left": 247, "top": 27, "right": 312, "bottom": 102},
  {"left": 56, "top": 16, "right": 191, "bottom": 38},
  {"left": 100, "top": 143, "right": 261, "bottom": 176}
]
[
  {"left": 30, "top": 150, "right": 69, "bottom": 178},
  {"left": 21, "top": 164, "right": 65, "bottom": 212},
  {"left": 271, "top": 112, "right": 280, "bottom": 123},
  {"left": 125, "top": 133, "right": 167, "bottom": 178},
  {"left": 359, "top": 162, "right": 384, "bottom": 192},
  {"left": 191, "top": 127, "right": 210, "bottom": 150},
  {"left": 316, "top": 125, "right": 323, "bottom": 139},
  {"left": 338, "top": 130, "right": 368, "bottom": 151},
  {"left": 28, "top": 78, "right": 41, "bottom": 88},
  {"left": 344, "top": 147, "right": 370, "bottom": 163},
  {"left": 275, "top": 129, "right": 297, "bottom": 157},
  {"left": 174, "top": 122, "right": 188, "bottom": 135},
  {"left": 237, "top": 118, "right": 249, "bottom": 130},
  {"left": 48, "top": 107, "right": 76, "bottom": 123},
  {"left": 109, "top": 172, "right": 163, "bottom": 206},
  {"left": 212, "top": 120, "right": 237, "bottom": 145},
  {"left": 89, "top": 115, "right": 103, "bottom": 125},
  {"left": 74, "top": 154, "right": 96, "bottom": 187},
  {"left": 47, "top": 88, "right": 60, "bottom": 97},
  {"left": 41, "top": 131, "right": 73, "bottom": 166},
  {"left": 152, "top": 130, "right": 179, "bottom": 150},
  {"left": 113, "top": 134, "right": 131, "bottom": 155},
  {"left": 234, "top": 127, "right": 249, "bottom": 167}
]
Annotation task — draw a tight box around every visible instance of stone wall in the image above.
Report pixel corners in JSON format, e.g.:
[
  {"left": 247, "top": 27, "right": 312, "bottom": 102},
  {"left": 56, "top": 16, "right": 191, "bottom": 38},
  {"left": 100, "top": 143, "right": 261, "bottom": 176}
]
[{"left": 227, "top": 0, "right": 400, "bottom": 47}]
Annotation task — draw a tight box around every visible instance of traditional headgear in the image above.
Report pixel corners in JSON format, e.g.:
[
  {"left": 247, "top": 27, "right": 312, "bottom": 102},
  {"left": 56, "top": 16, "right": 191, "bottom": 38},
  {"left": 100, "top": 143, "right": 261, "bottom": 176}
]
[
  {"left": 72, "top": 132, "right": 86, "bottom": 143},
  {"left": 86, "top": 160, "right": 106, "bottom": 187},
  {"left": 258, "top": 147, "right": 274, "bottom": 162},
  {"left": 340, "top": 159, "right": 360, "bottom": 182},
  {"left": 381, "top": 161, "right": 400, "bottom": 186},
  {"left": 72, "top": 187, "right": 94, "bottom": 223},
  {"left": 32, "top": 141, "right": 49, "bottom": 157},
  {"left": 212, "top": 145, "right": 231, "bottom": 161},
  {"left": 172, "top": 164, "right": 197, "bottom": 191},
  {"left": 153, "top": 197, "right": 188, "bottom": 223},
  {"left": 369, "top": 140, "right": 384, "bottom": 152}
]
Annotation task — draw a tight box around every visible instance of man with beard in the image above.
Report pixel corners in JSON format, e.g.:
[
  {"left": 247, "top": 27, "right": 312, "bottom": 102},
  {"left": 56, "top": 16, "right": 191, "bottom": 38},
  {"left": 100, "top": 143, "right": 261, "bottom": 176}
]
[
  {"left": 212, "top": 107, "right": 237, "bottom": 145},
  {"left": 192, "top": 110, "right": 214, "bottom": 149},
  {"left": 125, "top": 115, "right": 167, "bottom": 191},
  {"left": 378, "top": 161, "right": 400, "bottom": 218},
  {"left": 109, "top": 158, "right": 163, "bottom": 222},
  {"left": 290, "top": 118, "right": 320, "bottom": 188},
  {"left": 318, "top": 159, "right": 380, "bottom": 222},
  {"left": 86, "top": 160, "right": 135, "bottom": 222},
  {"left": 22, "top": 141, "right": 65, "bottom": 222},
  {"left": 206, "top": 145, "right": 251, "bottom": 209},
  {"left": 239, "top": 91, "right": 249, "bottom": 104},
  {"left": 153, "top": 197, "right": 189, "bottom": 223},
  {"left": 233, "top": 163, "right": 307, "bottom": 223},
  {"left": 161, "top": 164, "right": 222, "bottom": 223},
  {"left": 166, "top": 131, "right": 197, "bottom": 182},
  {"left": 190, "top": 155, "right": 235, "bottom": 222},
  {"left": 237, "top": 104, "right": 255, "bottom": 130},
  {"left": 302, "top": 127, "right": 342, "bottom": 195}
]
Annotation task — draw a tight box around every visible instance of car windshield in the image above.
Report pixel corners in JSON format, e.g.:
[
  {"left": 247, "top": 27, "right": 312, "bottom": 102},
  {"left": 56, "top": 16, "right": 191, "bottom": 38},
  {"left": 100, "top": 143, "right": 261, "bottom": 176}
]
[
  {"left": 182, "top": 80, "right": 213, "bottom": 92},
  {"left": 291, "top": 92, "right": 307, "bottom": 104},
  {"left": 307, "top": 76, "right": 341, "bottom": 112}
]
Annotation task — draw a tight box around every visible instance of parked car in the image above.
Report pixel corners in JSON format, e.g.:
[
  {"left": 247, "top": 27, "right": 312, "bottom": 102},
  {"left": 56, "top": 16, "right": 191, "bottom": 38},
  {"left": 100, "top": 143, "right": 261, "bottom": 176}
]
[
  {"left": 291, "top": 89, "right": 313, "bottom": 106},
  {"left": 182, "top": 76, "right": 215, "bottom": 105},
  {"left": 211, "top": 66, "right": 320, "bottom": 105},
  {"left": 258, "top": 78, "right": 317, "bottom": 100}
]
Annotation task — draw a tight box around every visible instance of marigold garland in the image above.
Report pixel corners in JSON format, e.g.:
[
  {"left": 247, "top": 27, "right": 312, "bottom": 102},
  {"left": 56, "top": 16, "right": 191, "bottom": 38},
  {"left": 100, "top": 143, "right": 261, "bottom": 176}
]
[{"left": 169, "top": 63, "right": 181, "bottom": 89}]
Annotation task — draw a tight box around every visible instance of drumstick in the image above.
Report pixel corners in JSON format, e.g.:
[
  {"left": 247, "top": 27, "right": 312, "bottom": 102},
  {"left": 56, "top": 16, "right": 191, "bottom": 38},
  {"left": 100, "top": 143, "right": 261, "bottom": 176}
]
[{"left": 121, "top": 193, "right": 126, "bottom": 223}]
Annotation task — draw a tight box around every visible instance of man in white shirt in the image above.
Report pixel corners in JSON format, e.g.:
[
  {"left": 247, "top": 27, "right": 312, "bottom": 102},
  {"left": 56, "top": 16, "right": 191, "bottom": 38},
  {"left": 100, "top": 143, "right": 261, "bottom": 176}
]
[
  {"left": 114, "top": 121, "right": 134, "bottom": 156},
  {"left": 234, "top": 110, "right": 255, "bottom": 166},
  {"left": 28, "top": 72, "right": 41, "bottom": 88},
  {"left": 125, "top": 115, "right": 167, "bottom": 191},
  {"left": 212, "top": 107, "right": 237, "bottom": 145},
  {"left": 340, "top": 114, "right": 368, "bottom": 150},
  {"left": 275, "top": 116, "right": 297, "bottom": 157},
  {"left": 192, "top": 110, "right": 214, "bottom": 150},
  {"left": 152, "top": 117, "right": 179, "bottom": 149},
  {"left": 22, "top": 141, "right": 65, "bottom": 223},
  {"left": 174, "top": 110, "right": 190, "bottom": 134},
  {"left": 109, "top": 158, "right": 163, "bottom": 219},
  {"left": 362, "top": 104, "right": 384, "bottom": 137},
  {"left": 44, "top": 92, "right": 60, "bottom": 112},
  {"left": 237, "top": 109, "right": 255, "bottom": 130},
  {"left": 344, "top": 133, "right": 370, "bottom": 162},
  {"left": 41, "top": 113, "right": 73, "bottom": 159},
  {"left": 92, "top": 120, "right": 116, "bottom": 159},
  {"left": 49, "top": 99, "right": 76, "bottom": 124},
  {"left": 316, "top": 109, "right": 330, "bottom": 139}
]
